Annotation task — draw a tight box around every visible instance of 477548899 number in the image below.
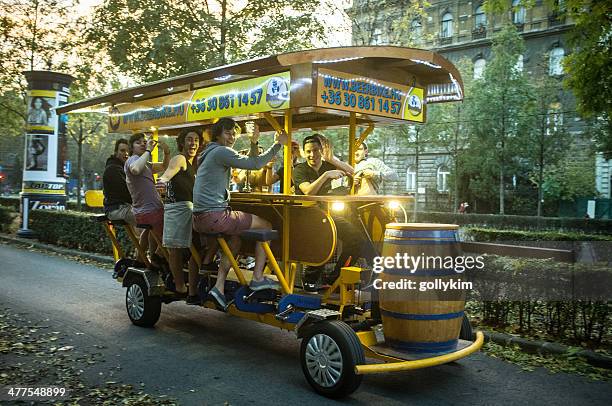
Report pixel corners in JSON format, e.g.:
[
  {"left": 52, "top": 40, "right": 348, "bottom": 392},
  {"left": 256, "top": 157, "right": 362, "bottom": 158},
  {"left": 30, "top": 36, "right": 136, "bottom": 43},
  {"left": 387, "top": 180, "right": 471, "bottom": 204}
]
[
  {"left": 320, "top": 90, "right": 401, "bottom": 115},
  {"left": 1, "top": 386, "right": 69, "bottom": 400}
]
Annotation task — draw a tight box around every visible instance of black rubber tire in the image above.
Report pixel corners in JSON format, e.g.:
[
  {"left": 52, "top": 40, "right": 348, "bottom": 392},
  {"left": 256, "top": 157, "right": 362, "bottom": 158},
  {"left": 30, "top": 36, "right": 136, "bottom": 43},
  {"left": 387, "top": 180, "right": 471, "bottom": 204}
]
[
  {"left": 459, "top": 313, "right": 473, "bottom": 341},
  {"left": 125, "top": 277, "right": 161, "bottom": 327},
  {"left": 300, "top": 320, "right": 364, "bottom": 399}
]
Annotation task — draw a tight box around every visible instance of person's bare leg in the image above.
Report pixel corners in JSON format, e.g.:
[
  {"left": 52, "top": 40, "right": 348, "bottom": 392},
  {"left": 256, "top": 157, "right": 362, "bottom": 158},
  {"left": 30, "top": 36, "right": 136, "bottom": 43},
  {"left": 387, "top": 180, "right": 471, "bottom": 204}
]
[
  {"left": 203, "top": 236, "right": 218, "bottom": 265},
  {"left": 168, "top": 248, "right": 186, "bottom": 293},
  {"left": 188, "top": 257, "right": 199, "bottom": 296},
  {"left": 214, "top": 236, "right": 241, "bottom": 294},
  {"left": 249, "top": 215, "right": 272, "bottom": 282},
  {"left": 138, "top": 229, "right": 150, "bottom": 258},
  {"left": 148, "top": 232, "right": 159, "bottom": 258}
]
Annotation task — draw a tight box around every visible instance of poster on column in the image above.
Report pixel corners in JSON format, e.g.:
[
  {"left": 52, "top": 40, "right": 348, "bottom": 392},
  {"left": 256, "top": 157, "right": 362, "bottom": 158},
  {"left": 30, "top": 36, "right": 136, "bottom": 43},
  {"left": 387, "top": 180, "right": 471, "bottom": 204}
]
[
  {"left": 25, "top": 134, "right": 49, "bottom": 171},
  {"left": 26, "top": 90, "right": 57, "bottom": 133}
]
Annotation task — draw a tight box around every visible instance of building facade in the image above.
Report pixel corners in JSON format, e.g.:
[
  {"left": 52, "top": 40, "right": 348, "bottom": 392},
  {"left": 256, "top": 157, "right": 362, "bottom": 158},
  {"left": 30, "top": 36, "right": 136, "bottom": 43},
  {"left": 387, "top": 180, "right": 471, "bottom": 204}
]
[{"left": 348, "top": 0, "right": 610, "bottom": 214}]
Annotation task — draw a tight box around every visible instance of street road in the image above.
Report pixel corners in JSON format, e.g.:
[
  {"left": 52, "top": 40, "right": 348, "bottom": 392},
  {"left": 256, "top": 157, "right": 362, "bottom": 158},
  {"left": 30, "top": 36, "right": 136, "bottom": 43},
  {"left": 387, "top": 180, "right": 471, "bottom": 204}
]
[{"left": 1, "top": 242, "right": 611, "bottom": 405}]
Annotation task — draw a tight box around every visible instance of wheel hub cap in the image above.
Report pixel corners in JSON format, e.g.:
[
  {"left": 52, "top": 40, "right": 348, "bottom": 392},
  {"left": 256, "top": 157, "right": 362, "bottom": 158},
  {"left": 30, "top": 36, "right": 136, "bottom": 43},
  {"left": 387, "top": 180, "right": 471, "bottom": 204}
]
[
  {"left": 127, "top": 284, "right": 145, "bottom": 320},
  {"left": 305, "top": 333, "right": 342, "bottom": 388}
]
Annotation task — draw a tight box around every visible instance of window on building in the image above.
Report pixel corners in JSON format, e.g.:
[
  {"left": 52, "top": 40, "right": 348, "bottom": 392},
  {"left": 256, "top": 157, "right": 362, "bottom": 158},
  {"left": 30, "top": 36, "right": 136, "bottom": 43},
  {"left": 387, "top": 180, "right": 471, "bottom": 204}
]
[
  {"left": 406, "top": 166, "right": 416, "bottom": 191},
  {"left": 474, "top": 58, "right": 486, "bottom": 79},
  {"left": 513, "top": 54, "right": 524, "bottom": 73},
  {"left": 371, "top": 28, "right": 382, "bottom": 45},
  {"left": 475, "top": 5, "right": 487, "bottom": 28},
  {"left": 411, "top": 19, "right": 422, "bottom": 43},
  {"left": 549, "top": 47, "right": 565, "bottom": 76},
  {"left": 437, "top": 166, "right": 450, "bottom": 192},
  {"left": 512, "top": 0, "right": 526, "bottom": 24},
  {"left": 441, "top": 13, "right": 453, "bottom": 38},
  {"left": 546, "top": 103, "right": 564, "bottom": 135}
]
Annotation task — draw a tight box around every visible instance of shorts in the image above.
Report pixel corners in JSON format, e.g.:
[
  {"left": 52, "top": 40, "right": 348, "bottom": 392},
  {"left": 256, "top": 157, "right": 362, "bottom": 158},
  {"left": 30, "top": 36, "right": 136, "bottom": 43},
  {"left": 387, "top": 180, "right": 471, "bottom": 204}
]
[
  {"left": 193, "top": 209, "right": 252, "bottom": 236},
  {"left": 134, "top": 207, "right": 164, "bottom": 239},
  {"left": 162, "top": 201, "right": 193, "bottom": 248},
  {"left": 105, "top": 203, "right": 136, "bottom": 225}
]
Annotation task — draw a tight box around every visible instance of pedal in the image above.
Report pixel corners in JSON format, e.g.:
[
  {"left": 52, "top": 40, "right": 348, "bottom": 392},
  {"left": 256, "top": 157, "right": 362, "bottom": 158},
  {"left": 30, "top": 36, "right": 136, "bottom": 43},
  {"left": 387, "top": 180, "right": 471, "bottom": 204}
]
[{"left": 275, "top": 304, "right": 294, "bottom": 321}]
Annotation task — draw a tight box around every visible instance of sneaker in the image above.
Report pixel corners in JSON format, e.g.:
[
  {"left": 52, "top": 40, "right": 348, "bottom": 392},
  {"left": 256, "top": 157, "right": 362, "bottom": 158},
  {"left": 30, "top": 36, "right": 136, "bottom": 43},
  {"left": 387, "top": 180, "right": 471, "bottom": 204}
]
[
  {"left": 186, "top": 295, "right": 201, "bottom": 306},
  {"left": 249, "top": 276, "right": 280, "bottom": 291},
  {"left": 208, "top": 287, "right": 230, "bottom": 311},
  {"left": 302, "top": 282, "right": 319, "bottom": 293}
]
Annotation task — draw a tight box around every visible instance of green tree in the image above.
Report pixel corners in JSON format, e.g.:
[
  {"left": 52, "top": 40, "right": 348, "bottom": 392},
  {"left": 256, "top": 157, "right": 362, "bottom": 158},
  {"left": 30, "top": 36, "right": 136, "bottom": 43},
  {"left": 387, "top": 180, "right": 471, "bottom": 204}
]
[
  {"left": 420, "top": 58, "right": 474, "bottom": 212},
  {"left": 560, "top": 0, "right": 612, "bottom": 158},
  {"left": 0, "top": 0, "right": 78, "bottom": 122},
  {"left": 87, "top": 0, "right": 327, "bottom": 82},
  {"left": 465, "top": 24, "right": 532, "bottom": 214},
  {"left": 345, "top": 0, "right": 430, "bottom": 46},
  {"left": 522, "top": 69, "right": 571, "bottom": 216}
]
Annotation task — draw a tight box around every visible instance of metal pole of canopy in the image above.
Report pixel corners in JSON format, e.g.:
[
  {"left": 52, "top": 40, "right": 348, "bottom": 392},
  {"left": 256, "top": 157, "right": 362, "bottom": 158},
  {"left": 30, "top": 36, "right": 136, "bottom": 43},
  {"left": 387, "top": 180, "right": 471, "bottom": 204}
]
[
  {"left": 282, "top": 110, "right": 293, "bottom": 292},
  {"left": 348, "top": 112, "right": 357, "bottom": 195},
  {"left": 151, "top": 128, "right": 159, "bottom": 181}
]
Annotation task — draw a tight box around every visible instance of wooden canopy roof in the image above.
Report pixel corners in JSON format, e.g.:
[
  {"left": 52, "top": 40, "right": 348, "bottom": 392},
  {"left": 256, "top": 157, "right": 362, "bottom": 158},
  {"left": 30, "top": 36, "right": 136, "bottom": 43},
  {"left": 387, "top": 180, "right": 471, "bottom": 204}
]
[{"left": 57, "top": 46, "right": 464, "bottom": 132}]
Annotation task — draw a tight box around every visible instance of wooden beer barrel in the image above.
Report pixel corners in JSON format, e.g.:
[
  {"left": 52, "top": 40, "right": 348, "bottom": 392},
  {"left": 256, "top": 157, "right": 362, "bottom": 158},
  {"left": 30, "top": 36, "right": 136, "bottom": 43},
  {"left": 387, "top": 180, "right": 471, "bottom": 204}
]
[{"left": 379, "top": 223, "right": 466, "bottom": 353}]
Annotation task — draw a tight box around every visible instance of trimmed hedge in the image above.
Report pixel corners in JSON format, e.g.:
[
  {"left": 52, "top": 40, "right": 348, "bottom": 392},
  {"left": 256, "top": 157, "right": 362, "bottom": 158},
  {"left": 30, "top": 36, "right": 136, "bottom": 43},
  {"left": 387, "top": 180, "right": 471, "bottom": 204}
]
[
  {"left": 417, "top": 211, "right": 612, "bottom": 234},
  {"left": 0, "top": 206, "right": 16, "bottom": 232},
  {"left": 0, "top": 196, "right": 102, "bottom": 213},
  {"left": 0, "top": 197, "right": 19, "bottom": 209},
  {"left": 29, "top": 209, "right": 132, "bottom": 255},
  {"left": 464, "top": 227, "right": 612, "bottom": 242}
]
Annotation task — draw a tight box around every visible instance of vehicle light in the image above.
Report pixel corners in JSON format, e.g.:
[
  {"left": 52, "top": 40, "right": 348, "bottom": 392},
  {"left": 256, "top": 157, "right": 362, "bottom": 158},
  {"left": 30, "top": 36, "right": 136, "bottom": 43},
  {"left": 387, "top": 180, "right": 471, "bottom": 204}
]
[{"left": 331, "top": 201, "right": 345, "bottom": 212}]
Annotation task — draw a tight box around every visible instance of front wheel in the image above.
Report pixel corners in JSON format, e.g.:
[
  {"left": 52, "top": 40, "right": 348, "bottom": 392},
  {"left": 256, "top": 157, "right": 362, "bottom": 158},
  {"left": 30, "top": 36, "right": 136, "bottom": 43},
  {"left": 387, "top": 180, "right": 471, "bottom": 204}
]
[
  {"left": 125, "top": 277, "right": 161, "bottom": 327},
  {"left": 300, "top": 320, "right": 364, "bottom": 399}
]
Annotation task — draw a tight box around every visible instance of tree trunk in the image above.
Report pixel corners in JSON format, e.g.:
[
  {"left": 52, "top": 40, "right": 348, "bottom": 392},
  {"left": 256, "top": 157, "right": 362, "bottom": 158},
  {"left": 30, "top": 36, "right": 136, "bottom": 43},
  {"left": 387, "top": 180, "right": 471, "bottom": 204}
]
[
  {"left": 537, "top": 139, "right": 544, "bottom": 217},
  {"left": 220, "top": 0, "right": 227, "bottom": 65},
  {"left": 453, "top": 104, "right": 461, "bottom": 213},
  {"left": 76, "top": 119, "right": 83, "bottom": 210}
]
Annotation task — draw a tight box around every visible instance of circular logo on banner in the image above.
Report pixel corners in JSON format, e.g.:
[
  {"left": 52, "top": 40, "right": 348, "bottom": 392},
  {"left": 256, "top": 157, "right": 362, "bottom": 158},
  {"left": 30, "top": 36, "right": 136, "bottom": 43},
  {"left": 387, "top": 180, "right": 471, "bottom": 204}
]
[
  {"left": 265, "top": 77, "right": 289, "bottom": 109},
  {"left": 109, "top": 106, "right": 121, "bottom": 131},
  {"left": 407, "top": 94, "right": 422, "bottom": 116}
]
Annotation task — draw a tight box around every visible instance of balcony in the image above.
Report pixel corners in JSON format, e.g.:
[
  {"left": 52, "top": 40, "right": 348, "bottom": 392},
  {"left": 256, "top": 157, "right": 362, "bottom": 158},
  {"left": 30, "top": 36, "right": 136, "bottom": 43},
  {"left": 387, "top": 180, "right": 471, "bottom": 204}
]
[
  {"left": 439, "top": 36, "right": 453, "bottom": 45},
  {"left": 514, "top": 22, "right": 525, "bottom": 32},
  {"left": 472, "top": 25, "right": 487, "bottom": 40},
  {"left": 548, "top": 12, "right": 566, "bottom": 26}
]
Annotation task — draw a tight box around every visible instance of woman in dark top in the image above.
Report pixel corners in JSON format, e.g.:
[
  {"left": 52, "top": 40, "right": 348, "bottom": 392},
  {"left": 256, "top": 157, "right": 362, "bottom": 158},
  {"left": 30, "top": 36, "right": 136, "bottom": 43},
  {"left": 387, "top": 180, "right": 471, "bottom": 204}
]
[{"left": 157, "top": 129, "right": 203, "bottom": 303}]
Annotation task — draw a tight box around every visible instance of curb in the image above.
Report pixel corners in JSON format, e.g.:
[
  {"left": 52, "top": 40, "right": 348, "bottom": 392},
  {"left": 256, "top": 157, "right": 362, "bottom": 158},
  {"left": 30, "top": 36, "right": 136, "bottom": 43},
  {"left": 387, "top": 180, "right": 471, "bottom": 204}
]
[
  {"left": 0, "top": 233, "right": 114, "bottom": 265},
  {"left": 478, "top": 330, "right": 612, "bottom": 370},
  {"left": 2, "top": 232, "right": 611, "bottom": 370}
]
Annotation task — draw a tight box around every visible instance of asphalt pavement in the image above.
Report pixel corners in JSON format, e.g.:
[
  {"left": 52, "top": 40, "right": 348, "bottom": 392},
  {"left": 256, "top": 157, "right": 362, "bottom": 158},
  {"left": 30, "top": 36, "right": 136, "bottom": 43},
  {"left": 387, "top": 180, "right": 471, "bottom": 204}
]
[{"left": 1, "top": 242, "right": 611, "bottom": 405}]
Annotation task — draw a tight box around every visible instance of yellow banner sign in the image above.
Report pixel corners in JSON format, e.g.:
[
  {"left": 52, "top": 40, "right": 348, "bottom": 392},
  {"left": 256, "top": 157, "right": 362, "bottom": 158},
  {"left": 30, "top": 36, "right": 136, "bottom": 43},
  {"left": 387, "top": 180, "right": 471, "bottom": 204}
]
[
  {"left": 108, "top": 72, "right": 291, "bottom": 132},
  {"left": 187, "top": 72, "right": 290, "bottom": 121},
  {"left": 316, "top": 68, "right": 424, "bottom": 123},
  {"left": 109, "top": 93, "right": 189, "bottom": 132}
]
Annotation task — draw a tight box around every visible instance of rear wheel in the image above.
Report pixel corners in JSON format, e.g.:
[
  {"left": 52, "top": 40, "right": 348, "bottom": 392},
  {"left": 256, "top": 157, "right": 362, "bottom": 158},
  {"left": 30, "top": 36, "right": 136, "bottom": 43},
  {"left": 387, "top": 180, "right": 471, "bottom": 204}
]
[
  {"left": 125, "top": 277, "right": 161, "bottom": 327},
  {"left": 300, "top": 320, "right": 364, "bottom": 398}
]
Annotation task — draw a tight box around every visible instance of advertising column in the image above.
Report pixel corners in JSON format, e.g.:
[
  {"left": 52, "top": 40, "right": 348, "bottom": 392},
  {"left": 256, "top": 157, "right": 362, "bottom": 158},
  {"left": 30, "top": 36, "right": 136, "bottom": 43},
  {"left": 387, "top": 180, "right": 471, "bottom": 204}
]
[{"left": 18, "top": 71, "right": 74, "bottom": 237}]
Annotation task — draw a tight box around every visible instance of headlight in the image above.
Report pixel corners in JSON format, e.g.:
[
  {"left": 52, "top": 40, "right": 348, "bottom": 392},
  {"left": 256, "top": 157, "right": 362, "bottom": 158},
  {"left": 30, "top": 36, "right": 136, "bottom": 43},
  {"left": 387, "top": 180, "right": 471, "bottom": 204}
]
[
  {"left": 331, "top": 201, "right": 345, "bottom": 212},
  {"left": 387, "top": 200, "right": 400, "bottom": 210}
]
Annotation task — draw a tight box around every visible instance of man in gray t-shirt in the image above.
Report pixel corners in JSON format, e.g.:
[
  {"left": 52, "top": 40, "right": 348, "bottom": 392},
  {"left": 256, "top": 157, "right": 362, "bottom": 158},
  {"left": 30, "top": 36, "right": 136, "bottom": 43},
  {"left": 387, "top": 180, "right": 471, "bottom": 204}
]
[{"left": 193, "top": 118, "right": 288, "bottom": 310}]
